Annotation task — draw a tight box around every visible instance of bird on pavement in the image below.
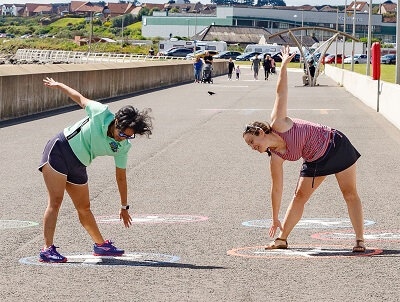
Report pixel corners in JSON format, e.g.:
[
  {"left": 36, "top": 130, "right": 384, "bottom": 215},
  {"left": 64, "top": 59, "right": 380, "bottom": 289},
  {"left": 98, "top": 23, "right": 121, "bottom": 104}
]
[{"left": 208, "top": 91, "right": 216, "bottom": 96}]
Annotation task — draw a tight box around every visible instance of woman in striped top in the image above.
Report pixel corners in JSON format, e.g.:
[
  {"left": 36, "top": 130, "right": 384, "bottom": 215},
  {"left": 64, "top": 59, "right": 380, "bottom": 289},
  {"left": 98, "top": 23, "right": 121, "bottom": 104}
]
[{"left": 242, "top": 46, "right": 365, "bottom": 252}]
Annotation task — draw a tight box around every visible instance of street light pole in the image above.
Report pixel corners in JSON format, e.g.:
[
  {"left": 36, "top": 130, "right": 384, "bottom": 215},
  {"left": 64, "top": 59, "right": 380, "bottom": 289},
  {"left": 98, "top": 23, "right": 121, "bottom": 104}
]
[
  {"left": 396, "top": 5, "right": 400, "bottom": 84},
  {"left": 341, "top": 0, "right": 347, "bottom": 69},
  {"left": 88, "top": 11, "right": 93, "bottom": 53},
  {"left": 121, "top": 16, "right": 124, "bottom": 47},
  {"left": 186, "top": 19, "right": 189, "bottom": 39},
  {"left": 351, "top": 1, "right": 356, "bottom": 71},
  {"left": 366, "top": 0, "right": 372, "bottom": 76},
  {"left": 335, "top": 6, "right": 339, "bottom": 67},
  {"left": 301, "top": 9, "right": 304, "bottom": 46}
]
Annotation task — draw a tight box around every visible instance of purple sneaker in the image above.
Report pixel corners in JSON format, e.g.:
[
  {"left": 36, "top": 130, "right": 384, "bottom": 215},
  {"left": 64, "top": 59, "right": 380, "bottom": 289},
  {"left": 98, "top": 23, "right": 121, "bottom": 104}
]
[
  {"left": 93, "top": 240, "right": 124, "bottom": 256},
  {"left": 39, "top": 245, "right": 67, "bottom": 263}
]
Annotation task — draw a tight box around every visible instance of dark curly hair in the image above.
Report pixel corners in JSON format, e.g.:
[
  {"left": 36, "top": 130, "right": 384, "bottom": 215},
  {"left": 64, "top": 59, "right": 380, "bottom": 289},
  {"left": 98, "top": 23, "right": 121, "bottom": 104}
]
[
  {"left": 243, "top": 121, "right": 272, "bottom": 156},
  {"left": 115, "top": 105, "right": 153, "bottom": 138}
]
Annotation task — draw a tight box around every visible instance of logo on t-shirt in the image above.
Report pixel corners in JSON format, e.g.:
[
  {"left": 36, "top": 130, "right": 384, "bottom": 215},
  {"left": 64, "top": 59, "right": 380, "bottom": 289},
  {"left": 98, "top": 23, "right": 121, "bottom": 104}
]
[{"left": 109, "top": 141, "right": 118, "bottom": 153}]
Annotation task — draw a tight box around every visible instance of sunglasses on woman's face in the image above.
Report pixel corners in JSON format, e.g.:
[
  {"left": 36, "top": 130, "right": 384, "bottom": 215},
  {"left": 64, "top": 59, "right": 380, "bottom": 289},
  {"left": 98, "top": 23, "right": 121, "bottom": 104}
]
[
  {"left": 118, "top": 130, "right": 135, "bottom": 139},
  {"left": 243, "top": 125, "right": 262, "bottom": 134}
]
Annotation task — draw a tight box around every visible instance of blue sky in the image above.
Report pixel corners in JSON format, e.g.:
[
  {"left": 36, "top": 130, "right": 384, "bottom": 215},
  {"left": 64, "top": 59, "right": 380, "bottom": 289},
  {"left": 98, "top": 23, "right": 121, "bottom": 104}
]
[{"left": 3, "top": 1, "right": 398, "bottom": 5}]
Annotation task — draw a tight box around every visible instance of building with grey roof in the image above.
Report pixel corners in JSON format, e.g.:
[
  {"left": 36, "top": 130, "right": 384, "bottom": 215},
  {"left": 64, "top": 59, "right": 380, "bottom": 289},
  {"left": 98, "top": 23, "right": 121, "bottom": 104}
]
[{"left": 142, "top": 5, "right": 397, "bottom": 44}]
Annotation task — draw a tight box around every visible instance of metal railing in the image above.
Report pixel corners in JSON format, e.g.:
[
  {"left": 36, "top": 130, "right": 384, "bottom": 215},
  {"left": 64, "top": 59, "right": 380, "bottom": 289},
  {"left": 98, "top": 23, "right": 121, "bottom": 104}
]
[{"left": 14, "top": 49, "right": 188, "bottom": 64}]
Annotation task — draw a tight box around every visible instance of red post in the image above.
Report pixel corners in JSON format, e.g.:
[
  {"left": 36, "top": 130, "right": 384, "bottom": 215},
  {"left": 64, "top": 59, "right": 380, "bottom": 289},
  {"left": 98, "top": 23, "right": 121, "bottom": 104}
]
[{"left": 371, "top": 42, "right": 381, "bottom": 80}]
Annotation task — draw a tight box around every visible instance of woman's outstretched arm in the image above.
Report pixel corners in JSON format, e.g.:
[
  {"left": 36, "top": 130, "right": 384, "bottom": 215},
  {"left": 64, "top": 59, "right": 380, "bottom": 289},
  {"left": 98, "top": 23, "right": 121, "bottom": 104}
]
[
  {"left": 43, "top": 77, "right": 91, "bottom": 109},
  {"left": 270, "top": 46, "right": 296, "bottom": 130}
]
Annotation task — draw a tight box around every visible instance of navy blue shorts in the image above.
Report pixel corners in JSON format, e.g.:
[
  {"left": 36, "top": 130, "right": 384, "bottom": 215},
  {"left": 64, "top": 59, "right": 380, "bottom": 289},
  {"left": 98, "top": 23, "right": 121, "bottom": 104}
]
[{"left": 38, "top": 132, "right": 88, "bottom": 185}]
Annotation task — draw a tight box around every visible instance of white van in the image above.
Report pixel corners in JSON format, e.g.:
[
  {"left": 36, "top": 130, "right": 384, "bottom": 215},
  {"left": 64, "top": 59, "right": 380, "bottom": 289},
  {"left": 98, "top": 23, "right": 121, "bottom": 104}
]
[
  {"left": 195, "top": 41, "right": 227, "bottom": 53},
  {"left": 244, "top": 44, "right": 281, "bottom": 54},
  {"left": 159, "top": 40, "right": 227, "bottom": 54}
]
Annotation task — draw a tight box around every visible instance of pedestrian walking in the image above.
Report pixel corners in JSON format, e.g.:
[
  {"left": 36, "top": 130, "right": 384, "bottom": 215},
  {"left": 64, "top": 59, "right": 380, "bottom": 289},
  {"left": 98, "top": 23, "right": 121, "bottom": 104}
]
[
  {"left": 38, "top": 78, "right": 153, "bottom": 263},
  {"left": 227, "top": 58, "right": 235, "bottom": 80},
  {"left": 263, "top": 55, "right": 272, "bottom": 80},
  {"left": 235, "top": 65, "right": 241, "bottom": 80},
  {"left": 194, "top": 56, "right": 203, "bottom": 83},
  {"left": 242, "top": 46, "right": 365, "bottom": 253},
  {"left": 302, "top": 60, "right": 316, "bottom": 86},
  {"left": 251, "top": 54, "right": 261, "bottom": 80}
]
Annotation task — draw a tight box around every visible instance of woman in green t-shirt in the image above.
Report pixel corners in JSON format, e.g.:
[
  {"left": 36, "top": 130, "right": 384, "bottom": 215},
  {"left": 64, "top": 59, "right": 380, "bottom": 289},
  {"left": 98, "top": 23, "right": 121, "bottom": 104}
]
[{"left": 38, "top": 77, "right": 153, "bottom": 263}]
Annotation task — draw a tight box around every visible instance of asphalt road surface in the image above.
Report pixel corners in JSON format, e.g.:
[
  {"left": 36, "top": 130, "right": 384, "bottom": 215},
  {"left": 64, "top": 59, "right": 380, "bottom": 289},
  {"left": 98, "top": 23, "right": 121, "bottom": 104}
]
[{"left": 1, "top": 66, "right": 399, "bottom": 301}]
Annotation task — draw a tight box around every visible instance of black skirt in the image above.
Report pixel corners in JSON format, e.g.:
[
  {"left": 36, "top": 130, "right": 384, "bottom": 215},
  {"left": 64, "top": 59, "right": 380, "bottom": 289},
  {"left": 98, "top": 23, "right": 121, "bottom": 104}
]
[{"left": 300, "top": 130, "right": 361, "bottom": 178}]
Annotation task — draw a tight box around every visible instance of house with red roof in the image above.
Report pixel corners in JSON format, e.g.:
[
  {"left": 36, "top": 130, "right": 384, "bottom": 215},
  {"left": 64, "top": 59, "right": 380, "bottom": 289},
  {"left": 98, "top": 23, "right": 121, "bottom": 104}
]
[
  {"left": 105, "top": 2, "right": 135, "bottom": 17},
  {"left": 346, "top": 1, "right": 370, "bottom": 13}
]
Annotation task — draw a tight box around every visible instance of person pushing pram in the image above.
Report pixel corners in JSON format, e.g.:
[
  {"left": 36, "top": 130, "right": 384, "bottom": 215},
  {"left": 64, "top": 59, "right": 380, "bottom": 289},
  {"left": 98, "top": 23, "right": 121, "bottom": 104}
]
[{"left": 202, "top": 51, "right": 214, "bottom": 84}]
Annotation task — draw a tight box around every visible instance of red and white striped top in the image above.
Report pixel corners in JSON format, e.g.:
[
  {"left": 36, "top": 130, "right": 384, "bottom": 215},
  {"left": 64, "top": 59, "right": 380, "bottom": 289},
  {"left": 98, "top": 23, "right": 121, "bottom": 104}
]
[{"left": 271, "top": 118, "right": 331, "bottom": 162}]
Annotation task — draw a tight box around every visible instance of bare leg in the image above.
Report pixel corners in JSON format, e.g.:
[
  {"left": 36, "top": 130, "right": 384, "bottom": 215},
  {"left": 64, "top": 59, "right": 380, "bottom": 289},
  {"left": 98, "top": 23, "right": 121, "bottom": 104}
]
[
  {"left": 335, "top": 163, "right": 365, "bottom": 250},
  {"left": 42, "top": 164, "right": 67, "bottom": 248},
  {"left": 278, "top": 176, "right": 326, "bottom": 240},
  {"left": 66, "top": 182, "right": 104, "bottom": 245}
]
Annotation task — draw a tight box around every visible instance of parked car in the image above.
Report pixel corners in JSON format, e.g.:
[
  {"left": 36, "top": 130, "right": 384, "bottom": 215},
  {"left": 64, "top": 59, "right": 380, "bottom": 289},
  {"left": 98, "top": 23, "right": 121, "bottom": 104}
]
[
  {"left": 186, "top": 50, "right": 218, "bottom": 60},
  {"left": 235, "top": 51, "right": 262, "bottom": 61},
  {"left": 0, "top": 33, "right": 15, "bottom": 38},
  {"left": 164, "top": 48, "right": 194, "bottom": 58},
  {"left": 324, "top": 54, "right": 343, "bottom": 64},
  {"left": 249, "top": 52, "right": 271, "bottom": 61},
  {"left": 343, "top": 54, "right": 368, "bottom": 64},
  {"left": 20, "top": 34, "right": 33, "bottom": 39},
  {"left": 213, "top": 51, "right": 242, "bottom": 60},
  {"left": 380, "top": 54, "right": 396, "bottom": 64},
  {"left": 310, "top": 52, "right": 329, "bottom": 62}
]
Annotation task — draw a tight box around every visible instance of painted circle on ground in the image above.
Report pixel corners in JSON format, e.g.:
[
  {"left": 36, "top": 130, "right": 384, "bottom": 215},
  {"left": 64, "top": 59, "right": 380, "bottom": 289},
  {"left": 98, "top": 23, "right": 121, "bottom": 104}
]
[
  {"left": 227, "top": 244, "right": 383, "bottom": 259},
  {"left": 0, "top": 220, "right": 39, "bottom": 229},
  {"left": 242, "top": 218, "right": 375, "bottom": 229},
  {"left": 19, "top": 252, "right": 180, "bottom": 267},
  {"left": 96, "top": 214, "right": 208, "bottom": 224},
  {"left": 311, "top": 230, "right": 400, "bottom": 242}
]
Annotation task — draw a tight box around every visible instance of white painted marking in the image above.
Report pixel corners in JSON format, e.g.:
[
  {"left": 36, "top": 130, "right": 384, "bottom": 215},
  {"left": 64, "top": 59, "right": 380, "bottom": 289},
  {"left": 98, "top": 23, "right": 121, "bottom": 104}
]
[
  {"left": 331, "top": 232, "right": 400, "bottom": 240},
  {"left": 214, "top": 85, "right": 249, "bottom": 88},
  {"left": 298, "top": 219, "right": 345, "bottom": 226},
  {"left": 255, "top": 247, "right": 350, "bottom": 257},
  {"left": 198, "top": 109, "right": 340, "bottom": 111}
]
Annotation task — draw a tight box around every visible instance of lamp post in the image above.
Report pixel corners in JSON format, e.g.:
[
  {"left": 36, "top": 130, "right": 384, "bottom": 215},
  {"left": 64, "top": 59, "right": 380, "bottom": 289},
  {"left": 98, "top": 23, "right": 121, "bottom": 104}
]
[
  {"left": 300, "top": 10, "right": 304, "bottom": 45},
  {"left": 294, "top": 14, "right": 297, "bottom": 28},
  {"left": 186, "top": 19, "right": 190, "bottom": 39},
  {"left": 341, "top": 0, "right": 347, "bottom": 69},
  {"left": 396, "top": 6, "right": 400, "bottom": 84},
  {"left": 366, "top": 0, "right": 372, "bottom": 76},
  {"left": 335, "top": 6, "right": 339, "bottom": 66},
  {"left": 195, "top": 9, "right": 199, "bottom": 36},
  {"left": 121, "top": 15, "right": 124, "bottom": 46},
  {"left": 351, "top": 1, "right": 356, "bottom": 71},
  {"left": 88, "top": 11, "right": 93, "bottom": 53}
]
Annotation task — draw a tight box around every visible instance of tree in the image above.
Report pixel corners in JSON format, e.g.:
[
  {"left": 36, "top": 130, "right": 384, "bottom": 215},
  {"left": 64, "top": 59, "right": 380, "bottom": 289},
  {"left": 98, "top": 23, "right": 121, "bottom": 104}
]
[
  {"left": 149, "top": 7, "right": 160, "bottom": 16},
  {"left": 255, "top": 0, "right": 286, "bottom": 6},
  {"left": 111, "top": 14, "right": 135, "bottom": 27},
  {"left": 137, "top": 7, "right": 150, "bottom": 21}
]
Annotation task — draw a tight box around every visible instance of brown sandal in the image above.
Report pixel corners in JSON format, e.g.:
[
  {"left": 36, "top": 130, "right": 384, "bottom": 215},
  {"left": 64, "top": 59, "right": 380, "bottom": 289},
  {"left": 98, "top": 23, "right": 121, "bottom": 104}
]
[
  {"left": 265, "top": 238, "right": 288, "bottom": 250},
  {"left": 352, "top": 240, "right": 366, "bottom": 253}
]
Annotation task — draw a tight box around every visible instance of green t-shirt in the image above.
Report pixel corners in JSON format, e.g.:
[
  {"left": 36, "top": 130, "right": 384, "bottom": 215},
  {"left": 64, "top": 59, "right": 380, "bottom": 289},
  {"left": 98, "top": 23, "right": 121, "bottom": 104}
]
[{"left": 63, "top": 101, "right": 132, "bottom": 169}]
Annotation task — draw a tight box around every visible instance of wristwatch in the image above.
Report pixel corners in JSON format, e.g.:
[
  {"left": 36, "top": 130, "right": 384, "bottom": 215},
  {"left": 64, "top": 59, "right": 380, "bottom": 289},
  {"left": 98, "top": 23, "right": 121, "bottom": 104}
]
[{"left": 121, "top": 205, "right": 130, "bottom": 210}]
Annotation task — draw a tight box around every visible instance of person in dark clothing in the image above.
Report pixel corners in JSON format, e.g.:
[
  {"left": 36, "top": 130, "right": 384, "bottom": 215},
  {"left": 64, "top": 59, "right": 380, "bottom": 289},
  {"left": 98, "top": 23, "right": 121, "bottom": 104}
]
[
  {"left": 251, "top": 54, "right": 261, "bottom": 80},
  {"left": 303, "top": 60, "right": 316, "bottom": 86},
  {"left": 263, "top": 55, "right": 272, "bottom": 80},
  {"left": 204, "top": 51, "right": 213, "bottom": 65},
  {"left": 227, "top": 58, "right": 235, "bottom": 80}
]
